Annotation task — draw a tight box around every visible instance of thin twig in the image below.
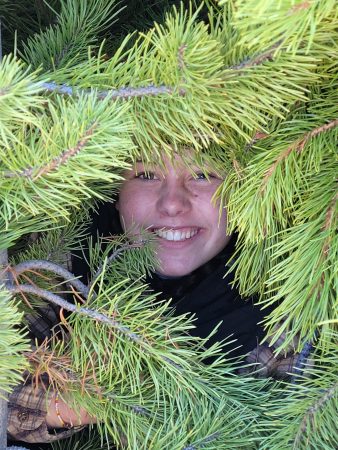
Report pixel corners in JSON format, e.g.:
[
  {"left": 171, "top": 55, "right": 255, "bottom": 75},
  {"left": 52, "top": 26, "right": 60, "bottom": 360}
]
[
  {"left": 304, "top": 192, "right": 338, "bottom": 304},
  {"left": 323, "top": 192, "right": 337, "bottom": 233},
  {"left": 5, "top": 264, "right": 36, "bottom": 309},
  {"left": 296, "top": 119, "right": 338, "bottom": 152},
  {"left": 54, "top": 43, "right": 73, "bottom": 68},
  {"left": 106, "top": 393, "right": 152, "bottom": 417},
  {"left": 232, "top": 159, "right": 244, "bottom": 179}
]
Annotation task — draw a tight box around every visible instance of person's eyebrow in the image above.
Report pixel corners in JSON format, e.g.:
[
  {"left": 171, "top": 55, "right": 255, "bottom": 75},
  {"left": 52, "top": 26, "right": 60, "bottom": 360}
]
[{"left": 135, "top": 160, "right": 157, "bottom": 168}]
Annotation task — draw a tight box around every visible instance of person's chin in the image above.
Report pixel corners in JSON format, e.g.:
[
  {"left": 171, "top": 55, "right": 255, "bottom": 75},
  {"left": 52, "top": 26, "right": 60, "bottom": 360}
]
[{"left": 157, "top": 261, "right": 198, "bottom": 278}]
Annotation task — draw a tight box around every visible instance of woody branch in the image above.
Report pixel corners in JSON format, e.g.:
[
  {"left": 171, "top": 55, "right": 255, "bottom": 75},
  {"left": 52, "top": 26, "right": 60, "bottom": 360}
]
[
  {"left": 4, "top": 257, "right": 183, "bottom": 371},
  {"left": 39, "top": 82, "right": 186, "bottom": 99}
]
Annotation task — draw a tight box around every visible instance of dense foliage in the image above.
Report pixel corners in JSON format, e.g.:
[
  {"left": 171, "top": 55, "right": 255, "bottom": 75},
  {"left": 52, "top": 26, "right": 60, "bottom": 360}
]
[{"left": 0, "top": 1, "right": 337, "bottom": 449}]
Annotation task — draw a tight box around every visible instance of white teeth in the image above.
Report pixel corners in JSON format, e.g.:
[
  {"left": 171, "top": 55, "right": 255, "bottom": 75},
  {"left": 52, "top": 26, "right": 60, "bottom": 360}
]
[
  {"left": 166, "top": 230, "right": 174, "bottom": 240},
  {"left": 155, "top": 229, "right": 198, "bottom": 241}
]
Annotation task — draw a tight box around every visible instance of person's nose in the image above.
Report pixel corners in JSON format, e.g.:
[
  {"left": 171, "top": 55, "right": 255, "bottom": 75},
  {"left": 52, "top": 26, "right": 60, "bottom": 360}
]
[{"left": 156, "top": 179, "right": 192, "bottom": 217}]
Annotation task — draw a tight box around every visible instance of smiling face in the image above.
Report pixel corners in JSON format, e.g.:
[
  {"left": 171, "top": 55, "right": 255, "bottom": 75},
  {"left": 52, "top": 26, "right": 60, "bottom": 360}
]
[{"left": 116, "top": 155, "right": 230, "bottom": 276}]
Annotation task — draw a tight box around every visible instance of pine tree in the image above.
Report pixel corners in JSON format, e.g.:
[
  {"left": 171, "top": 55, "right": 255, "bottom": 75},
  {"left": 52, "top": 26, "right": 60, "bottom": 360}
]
[{"left": 0, "top": 1, "right": 337, "bottom": 449}]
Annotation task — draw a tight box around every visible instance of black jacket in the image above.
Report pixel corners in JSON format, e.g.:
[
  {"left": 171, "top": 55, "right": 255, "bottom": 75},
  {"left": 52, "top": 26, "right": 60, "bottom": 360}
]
[{"left": 148, "top": 247, "right": 266, "bottom": 359}]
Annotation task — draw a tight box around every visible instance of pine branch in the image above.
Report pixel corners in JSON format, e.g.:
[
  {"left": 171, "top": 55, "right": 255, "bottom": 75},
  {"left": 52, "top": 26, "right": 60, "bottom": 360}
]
[
  {"left": 11, "top": 216, "right": 90, "bottom": 267},
  {"left": 1, "top": 89, "right": 133, "bottom": 225},
  {"left": 294, "top": 382, "right": 338, "bottom": 448},
  {"left": 91, "top": 242, "right": 146, "bottom": 282},
  {"left": 294, "top": 190, "right": 338, "bottom": 335},
  {"left": 0, "top": 55, "right": 45, "bottom": 147},
  {"left": 27, "top": 343, "right": 153, "bottom": 419},
  {"left": 258, "top": 331, "right": 338, "bottom": 449},
  {"left": 9, "top": 238, "right": 150, "bottom": 295},
  {"left": 303, "top": 189, "right": 337, "bottom": 313},
  {"left": 224, "top": 0, "right": 336, "bottom": 54},
  {"left": 226, "top": 41, "right": 282, "bottom": 70},
  {"left": 21, "top": 0, "right": 122, "bottom": 70},
  {"left": 3, "top": 124, "right": 97, "bottom": 180},
  {"left": 261, "top": 119, "right": 338, "bottom": 190},
  {"left": 6, "top": 258, "right": 183, "bottom": 371},
  {"left": 7, "top": 283, "right": 154, "bottom": 346}
]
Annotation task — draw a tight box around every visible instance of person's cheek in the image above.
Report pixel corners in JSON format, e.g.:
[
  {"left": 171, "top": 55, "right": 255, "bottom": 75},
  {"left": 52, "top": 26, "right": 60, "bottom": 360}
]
[
  {"left": 121, "top": 203, "right": 135, "bottom": 230},
  {"left": 126, "top": 195, "right": 146, "bottom": 230},
  {"left": 116, "top": 192, "right": 131, "bottom": 230}
]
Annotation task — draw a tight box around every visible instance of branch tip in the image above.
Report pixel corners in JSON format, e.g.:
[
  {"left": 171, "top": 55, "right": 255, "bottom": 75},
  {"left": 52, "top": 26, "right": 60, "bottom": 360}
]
[{"left": 261, "top": 119, "right": 338, "bottom": 191}]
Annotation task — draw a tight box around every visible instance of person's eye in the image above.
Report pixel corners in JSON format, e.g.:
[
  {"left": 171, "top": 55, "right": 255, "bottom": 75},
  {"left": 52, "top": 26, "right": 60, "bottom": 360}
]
[
  {"left": 135, "top": 172, "right": 158, "bottom": 180},
  {"left": 195, "top": 172, "right": 217, "bottom": 180}
]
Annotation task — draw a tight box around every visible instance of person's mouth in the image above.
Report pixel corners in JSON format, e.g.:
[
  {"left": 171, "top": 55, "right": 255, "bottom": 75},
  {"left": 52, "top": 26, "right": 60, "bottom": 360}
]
[{"left": 151, "top": 227, "right": 200, "bottom": 242}]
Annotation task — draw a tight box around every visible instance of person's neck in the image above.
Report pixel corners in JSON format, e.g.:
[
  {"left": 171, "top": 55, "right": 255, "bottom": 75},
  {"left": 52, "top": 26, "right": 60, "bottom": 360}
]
[{"left": 154, "top": 272, "right": 182, "bottom": 280}]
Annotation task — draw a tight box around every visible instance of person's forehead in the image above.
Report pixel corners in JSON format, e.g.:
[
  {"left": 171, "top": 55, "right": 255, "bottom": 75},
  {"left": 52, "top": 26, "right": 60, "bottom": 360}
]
[{"left": 134, "top": 149, "right": 215, "bottom": 172}]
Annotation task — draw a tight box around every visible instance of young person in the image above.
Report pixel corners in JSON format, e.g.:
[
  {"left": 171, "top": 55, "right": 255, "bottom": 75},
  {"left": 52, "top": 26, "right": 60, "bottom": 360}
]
[
  {"left": 7, "top": 153, "right": 298, "bottom": 445},
  {"left": 114, "top": 154, "right": 268, "bottom": 357}
]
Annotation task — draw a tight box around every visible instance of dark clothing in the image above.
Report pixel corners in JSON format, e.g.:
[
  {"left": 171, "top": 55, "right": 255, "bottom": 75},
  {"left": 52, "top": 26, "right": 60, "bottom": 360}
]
[
  {"left": 148, "top": 248, "right": 266, "bottom": 359},
  {"left": 147, "top": 251, "right": 299, "bottom": 378}
]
